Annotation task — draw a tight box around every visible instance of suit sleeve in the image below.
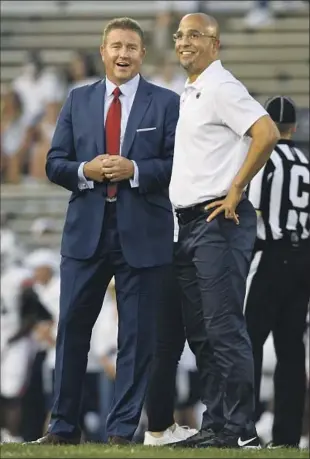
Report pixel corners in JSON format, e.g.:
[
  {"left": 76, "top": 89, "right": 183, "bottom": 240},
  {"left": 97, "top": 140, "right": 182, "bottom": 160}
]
[
  {"left": 45, "top": 90, "right": 81, "bottom": 192},
  {"left": 135, "top": 92, "right": 179, "bottom": 194}
]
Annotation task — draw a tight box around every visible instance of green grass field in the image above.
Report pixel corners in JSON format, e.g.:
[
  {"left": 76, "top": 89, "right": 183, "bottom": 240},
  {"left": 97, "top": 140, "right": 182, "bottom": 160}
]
[{"left": 0, "top": 444, "right": 308, "bottom": 458}]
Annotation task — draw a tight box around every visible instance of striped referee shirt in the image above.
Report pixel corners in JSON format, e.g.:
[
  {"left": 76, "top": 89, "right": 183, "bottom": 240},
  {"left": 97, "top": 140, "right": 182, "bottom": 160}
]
[{"left": 247, "top": 139, "right": 310, "bottom": 243}]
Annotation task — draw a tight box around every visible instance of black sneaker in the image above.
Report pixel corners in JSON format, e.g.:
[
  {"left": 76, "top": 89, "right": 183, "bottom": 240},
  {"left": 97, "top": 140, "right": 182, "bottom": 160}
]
[
  {"left": 169, "top": 428, "right": 216, "bottom": 448},
  {"left": 201, "top": 429, "right": 261, "bottom": 449}
]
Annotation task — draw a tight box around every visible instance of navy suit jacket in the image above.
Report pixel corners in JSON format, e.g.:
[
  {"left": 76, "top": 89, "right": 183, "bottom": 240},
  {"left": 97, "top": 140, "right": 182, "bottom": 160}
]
[{"left": 46, "top": 77, "right": 180, "bottom": 268}]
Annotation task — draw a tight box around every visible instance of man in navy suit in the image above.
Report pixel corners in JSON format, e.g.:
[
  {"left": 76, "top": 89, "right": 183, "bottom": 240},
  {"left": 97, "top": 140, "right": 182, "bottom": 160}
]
[{"left": 31, "top": 17, "right": 179, "bottom": 445}]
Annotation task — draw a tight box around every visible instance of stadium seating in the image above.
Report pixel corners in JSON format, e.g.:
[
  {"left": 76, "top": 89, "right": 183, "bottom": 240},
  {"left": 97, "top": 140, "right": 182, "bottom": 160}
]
[
  {"left": 1, "top": 183, "right": 68, "bottom": 249},
  {"left": 1, "top": 1, "right": 309, "bottom": 106},
  {"left": 1, "top": 1, "right": 309, "bottom": 248}
]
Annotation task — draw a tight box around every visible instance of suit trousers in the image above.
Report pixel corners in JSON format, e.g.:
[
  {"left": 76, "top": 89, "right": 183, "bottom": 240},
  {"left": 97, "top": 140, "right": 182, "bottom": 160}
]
[
  {"left": 244, "top": 239, "right": 310, "bottom": 446},
  {"left": 175, "top": 198, "right": 257, "bottom": 436},
  {"left": 49, "top": 202, "right": 168, "bottom": 440}
]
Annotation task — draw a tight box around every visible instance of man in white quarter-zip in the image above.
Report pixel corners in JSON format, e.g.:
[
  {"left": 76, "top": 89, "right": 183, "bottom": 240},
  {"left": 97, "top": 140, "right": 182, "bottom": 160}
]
[{"left": 169, "top": 13, "right": 280, "bottom": 449}]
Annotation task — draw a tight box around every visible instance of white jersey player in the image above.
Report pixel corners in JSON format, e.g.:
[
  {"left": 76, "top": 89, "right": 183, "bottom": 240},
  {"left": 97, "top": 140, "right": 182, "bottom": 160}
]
[{"left": 0, "top": 260, "right": 35, "bottom": 442}]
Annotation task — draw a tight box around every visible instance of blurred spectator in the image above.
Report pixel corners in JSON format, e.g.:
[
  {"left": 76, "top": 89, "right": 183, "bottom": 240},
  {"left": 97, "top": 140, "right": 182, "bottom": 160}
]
[
  {"left": 30, "top": 218, "right": 57, "bottom": 240},
  {"left": 244, "top": 1, "right": 274, "bottom": 29},
  {"left": 30, "top": 217, "right": 60, "bottom": 253},
  {"left": 29, "top": 101, "right": 62, "bottom": 181},
  {"left": 154, "top": 1, "right": 203, "bottom": 51},
  {"left": 0, "top": 90, "right": 34, "bottom": 183},
  {"left": 67, "top": 51, "right": 100, "bottom": 93},
  {"left": 12, "top": 51, "right": 65, "bottom": 126},
  {"left": 0, "top": 218, "right": 25, "bottom": 271},
  {"left": 243, "top": 0, "right": 309, "bottom": 29},
  {"left": 1, "top": 52, "right": 65, "bottom": 183},
  {"left": 150, "top": 53, "right": 185, "bottom": 95}
]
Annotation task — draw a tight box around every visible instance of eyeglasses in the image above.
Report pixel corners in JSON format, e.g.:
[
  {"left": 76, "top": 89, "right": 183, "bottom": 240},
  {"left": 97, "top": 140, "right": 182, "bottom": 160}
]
[{"left": 172, "top": 31, "right": 217, "bottom": 42}]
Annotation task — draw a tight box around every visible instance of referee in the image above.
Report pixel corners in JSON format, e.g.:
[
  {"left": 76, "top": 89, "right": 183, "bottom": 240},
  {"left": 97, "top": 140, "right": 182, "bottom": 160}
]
[{"left": 245, "top": 96, "right": 310, "bottom": 448}]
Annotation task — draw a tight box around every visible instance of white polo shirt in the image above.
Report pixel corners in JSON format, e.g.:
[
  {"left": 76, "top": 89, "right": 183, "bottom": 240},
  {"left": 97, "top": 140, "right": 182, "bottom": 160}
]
[{"left": 169, "top": 60, "right": 268, "bottom": 208}]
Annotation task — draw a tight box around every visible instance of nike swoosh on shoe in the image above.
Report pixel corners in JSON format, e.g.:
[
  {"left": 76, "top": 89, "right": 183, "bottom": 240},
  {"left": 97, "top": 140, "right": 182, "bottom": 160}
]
[{"left": 238, "top": 437, "right": 258, "bottom": 447}]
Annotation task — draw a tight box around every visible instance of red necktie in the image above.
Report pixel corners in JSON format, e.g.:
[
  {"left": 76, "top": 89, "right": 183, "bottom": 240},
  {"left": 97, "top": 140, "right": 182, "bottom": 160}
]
[{"left": 105, "top": 87, "right": 121, "bottom": 198}]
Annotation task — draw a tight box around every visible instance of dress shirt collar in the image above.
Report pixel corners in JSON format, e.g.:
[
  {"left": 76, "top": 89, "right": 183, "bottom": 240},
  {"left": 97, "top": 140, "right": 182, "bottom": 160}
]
[
  {"left": 184, "top": 59, "right": 222, "bottom": 90},
  {"left": 105, "top": 73, "right": 140, "bottom": 97}
]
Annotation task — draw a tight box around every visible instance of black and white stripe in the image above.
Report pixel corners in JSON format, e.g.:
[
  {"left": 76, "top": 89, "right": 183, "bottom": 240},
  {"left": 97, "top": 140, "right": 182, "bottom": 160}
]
[{"left": 247, "top": 140, "right": 310, "bottom": 242}]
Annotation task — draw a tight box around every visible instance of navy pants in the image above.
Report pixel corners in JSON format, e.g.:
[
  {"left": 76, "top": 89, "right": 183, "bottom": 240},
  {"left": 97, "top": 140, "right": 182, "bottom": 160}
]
[
  {"left": 48, "top": 203, "right": 167, "bottom": 440},
  {"left": 175, "top": 198, "right": 257, "bottom": 436}
]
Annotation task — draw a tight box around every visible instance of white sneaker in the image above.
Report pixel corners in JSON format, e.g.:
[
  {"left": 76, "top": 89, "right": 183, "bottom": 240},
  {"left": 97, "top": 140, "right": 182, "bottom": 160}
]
[
  {"left": 173, "top": 424, "right": 198, "bottom": 441},
  {"left": 299, "top": 436, "right": 309, "bottom": 449},
  {"left": 0, "top": 428, "right": 23, "bottom": 443},
  {"left": 144, "top": 423, "right": 198, "bottom": 446},
  {"left": 256, "top": 410, "right": 274, "bottom": 445}
]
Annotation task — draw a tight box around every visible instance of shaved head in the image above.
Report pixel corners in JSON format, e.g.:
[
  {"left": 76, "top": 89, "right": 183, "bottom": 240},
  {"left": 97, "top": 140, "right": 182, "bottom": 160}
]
[
  {"left": 175, "top": 13, "right": 221, "bottom": 82},
  {"left": 180, "top": 13, "right": 220, "bottom": 40}
]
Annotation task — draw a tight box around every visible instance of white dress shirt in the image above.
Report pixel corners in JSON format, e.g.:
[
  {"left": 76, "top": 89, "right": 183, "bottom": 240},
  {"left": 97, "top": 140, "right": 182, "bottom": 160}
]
[
  {"left": 78, "top": 74, "right": 140, "bottom": 191},
  {"left": 169, "top": 60, "right": 267, "bottom": 208}
]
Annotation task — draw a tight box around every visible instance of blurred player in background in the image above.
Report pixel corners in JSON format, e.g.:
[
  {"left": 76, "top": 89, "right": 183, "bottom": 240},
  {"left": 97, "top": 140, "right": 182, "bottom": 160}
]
[{"left": 0, "top": 239, "right": 52, "bottom": 442}]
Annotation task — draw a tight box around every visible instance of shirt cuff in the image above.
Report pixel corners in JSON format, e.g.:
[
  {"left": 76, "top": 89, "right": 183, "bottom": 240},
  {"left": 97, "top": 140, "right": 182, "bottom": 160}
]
[
  {"left": 78, "top": 162, "right": 94, "bottom": 190},
  {"left": 129, "top": 160, "right": 139, "bottom": 188}
]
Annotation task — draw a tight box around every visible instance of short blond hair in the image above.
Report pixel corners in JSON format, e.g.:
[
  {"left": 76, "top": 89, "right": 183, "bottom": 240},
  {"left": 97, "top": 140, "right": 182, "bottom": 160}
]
[{"left": 102, "top": 17, "right": 145, "bottom": 45}]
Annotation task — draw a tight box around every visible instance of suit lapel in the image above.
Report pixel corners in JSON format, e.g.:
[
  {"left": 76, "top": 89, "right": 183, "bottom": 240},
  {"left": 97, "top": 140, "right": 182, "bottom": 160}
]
[
  {"left": 93, "top": 80, "right": 106, "bottom": 155},
  {"left": 122, "top": 77, "right": 152, "bottom": 158}
]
